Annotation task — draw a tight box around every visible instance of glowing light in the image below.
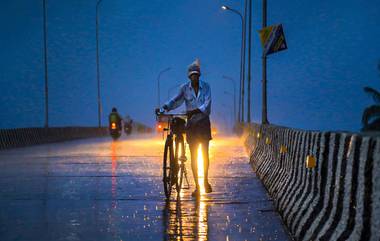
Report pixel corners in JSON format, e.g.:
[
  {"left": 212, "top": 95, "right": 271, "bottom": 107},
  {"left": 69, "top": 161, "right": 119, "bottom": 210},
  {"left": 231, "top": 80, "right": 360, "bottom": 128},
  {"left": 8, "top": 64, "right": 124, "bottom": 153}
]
[
  {"left": 197, "top": 144, "right": 205, "bottom": 194},
  {"left": 111, "top": 122, "right": 117, "bottom": 130},
  {"left": 156, "top": 123, "right": 165, "bottom": 132}
]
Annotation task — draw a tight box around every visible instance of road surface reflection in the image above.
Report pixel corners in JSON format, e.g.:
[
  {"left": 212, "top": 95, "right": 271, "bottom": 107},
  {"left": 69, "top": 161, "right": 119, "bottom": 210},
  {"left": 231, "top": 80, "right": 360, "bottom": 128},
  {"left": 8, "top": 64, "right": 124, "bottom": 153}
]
[{"left": 163, "top": 197, "right": 210, "bottom": 241}]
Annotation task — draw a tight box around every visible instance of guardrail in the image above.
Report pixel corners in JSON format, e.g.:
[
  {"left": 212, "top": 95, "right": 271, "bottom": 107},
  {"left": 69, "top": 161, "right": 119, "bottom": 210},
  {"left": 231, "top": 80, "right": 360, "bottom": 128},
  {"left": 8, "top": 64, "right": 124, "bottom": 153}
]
[
  {"left": 0, "top": 123, "right": 152, "bottom": 150},
  {"left": 244, "top": 123, "right": 379, "bottom": 241}
]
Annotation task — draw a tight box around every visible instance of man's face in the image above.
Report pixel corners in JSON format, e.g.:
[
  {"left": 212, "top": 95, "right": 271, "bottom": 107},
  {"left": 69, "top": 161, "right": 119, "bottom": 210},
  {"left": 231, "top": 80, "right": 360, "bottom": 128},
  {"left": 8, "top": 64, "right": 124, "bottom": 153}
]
[{"left": 189, "top": 73, "right": 200, "bottom": 83}]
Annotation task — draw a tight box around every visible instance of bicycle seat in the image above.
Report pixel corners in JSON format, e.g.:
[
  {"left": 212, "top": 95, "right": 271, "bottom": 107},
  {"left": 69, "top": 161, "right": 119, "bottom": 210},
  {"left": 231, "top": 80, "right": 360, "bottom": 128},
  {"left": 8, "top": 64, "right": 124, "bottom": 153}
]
[{"left": 171, "top": 117, "right": 186, "bottom": 135}]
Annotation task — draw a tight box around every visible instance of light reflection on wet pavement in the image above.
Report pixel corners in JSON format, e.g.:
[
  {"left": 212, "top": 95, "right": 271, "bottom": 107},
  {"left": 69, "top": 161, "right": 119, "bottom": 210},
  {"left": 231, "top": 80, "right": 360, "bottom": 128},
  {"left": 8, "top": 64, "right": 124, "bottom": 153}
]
[{"left": 0, "top": 135, "right": 290, "bottom": 241}]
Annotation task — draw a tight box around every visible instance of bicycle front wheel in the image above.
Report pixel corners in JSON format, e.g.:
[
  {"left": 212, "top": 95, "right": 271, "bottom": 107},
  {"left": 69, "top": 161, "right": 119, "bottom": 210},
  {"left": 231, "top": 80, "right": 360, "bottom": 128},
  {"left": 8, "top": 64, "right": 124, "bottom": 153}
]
[{"left": 163, "top": 136, "right": 174, "bottom": 199}]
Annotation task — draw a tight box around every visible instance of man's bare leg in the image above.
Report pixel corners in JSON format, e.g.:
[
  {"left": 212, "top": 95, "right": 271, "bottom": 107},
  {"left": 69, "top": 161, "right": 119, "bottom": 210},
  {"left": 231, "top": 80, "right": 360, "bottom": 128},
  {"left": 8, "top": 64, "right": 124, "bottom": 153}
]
[
  {"left": 202, "top": 141, "right": 209, "bottom": 182},
  {"left": 202, "top": 141, "right": 212, "bottom": 193},
  {"left": 189, "top": 143, "right": 199, "bottom": 196}
]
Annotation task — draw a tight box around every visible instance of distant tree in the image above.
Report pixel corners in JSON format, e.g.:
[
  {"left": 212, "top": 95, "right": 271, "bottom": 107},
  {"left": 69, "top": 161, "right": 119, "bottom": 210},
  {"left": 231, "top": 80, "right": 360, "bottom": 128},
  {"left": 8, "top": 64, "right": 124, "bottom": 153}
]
[{"left": 362, "top": 61, "right": 380, "bottom": 131}]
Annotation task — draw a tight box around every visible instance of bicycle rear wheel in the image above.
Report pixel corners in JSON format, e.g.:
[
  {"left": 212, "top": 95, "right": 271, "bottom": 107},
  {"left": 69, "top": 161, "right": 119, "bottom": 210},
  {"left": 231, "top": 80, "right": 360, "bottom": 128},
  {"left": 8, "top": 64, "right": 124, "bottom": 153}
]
[
  {"left": 175, "top": 136, "right": 186, "bottom": 195},
  {"left": 163, "top": 136, "right": 174, "bottom": 199}
]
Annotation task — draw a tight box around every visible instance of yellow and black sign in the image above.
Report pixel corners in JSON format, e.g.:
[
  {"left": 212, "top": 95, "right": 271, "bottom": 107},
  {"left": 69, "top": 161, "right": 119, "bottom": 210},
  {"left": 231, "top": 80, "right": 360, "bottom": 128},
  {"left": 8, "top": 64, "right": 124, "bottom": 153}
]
[{"left": 258, "top": 24, "right": 287, "bottom": 56}]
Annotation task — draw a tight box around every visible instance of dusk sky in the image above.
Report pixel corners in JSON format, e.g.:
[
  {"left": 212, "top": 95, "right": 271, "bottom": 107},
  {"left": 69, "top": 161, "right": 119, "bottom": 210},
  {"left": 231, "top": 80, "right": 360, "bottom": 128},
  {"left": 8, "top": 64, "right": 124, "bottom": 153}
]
[{"left": 0, "top": 0, "right": 379, "bottom": 131}]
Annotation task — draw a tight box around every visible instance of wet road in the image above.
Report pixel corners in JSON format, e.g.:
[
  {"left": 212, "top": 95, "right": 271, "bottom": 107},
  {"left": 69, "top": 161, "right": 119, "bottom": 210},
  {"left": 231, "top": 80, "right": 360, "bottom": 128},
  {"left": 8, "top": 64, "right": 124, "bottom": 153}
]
[{"left": 0, "top": 135, "right": 291, "bottom": 241}]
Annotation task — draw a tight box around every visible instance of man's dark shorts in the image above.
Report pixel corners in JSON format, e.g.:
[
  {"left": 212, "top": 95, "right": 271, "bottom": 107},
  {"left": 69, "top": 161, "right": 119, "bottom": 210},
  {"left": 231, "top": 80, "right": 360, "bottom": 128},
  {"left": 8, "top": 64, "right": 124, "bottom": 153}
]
[{"left": 186, "top": 113, "right": 212, "bottom": 145}]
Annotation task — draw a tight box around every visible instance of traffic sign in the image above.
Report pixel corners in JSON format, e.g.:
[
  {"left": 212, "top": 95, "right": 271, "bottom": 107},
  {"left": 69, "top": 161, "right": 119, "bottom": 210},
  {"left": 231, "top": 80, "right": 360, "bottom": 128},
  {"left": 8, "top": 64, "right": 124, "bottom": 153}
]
[{"left": 258, "top": 24, "right": 287, "bottom": 56}]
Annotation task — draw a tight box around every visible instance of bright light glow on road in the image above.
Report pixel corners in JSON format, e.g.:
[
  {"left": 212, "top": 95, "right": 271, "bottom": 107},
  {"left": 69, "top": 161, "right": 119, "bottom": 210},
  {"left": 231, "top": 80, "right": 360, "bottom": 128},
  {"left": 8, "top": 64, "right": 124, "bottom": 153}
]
[{"left": 197, "top": 144, "right": 205, "bottom": 194}]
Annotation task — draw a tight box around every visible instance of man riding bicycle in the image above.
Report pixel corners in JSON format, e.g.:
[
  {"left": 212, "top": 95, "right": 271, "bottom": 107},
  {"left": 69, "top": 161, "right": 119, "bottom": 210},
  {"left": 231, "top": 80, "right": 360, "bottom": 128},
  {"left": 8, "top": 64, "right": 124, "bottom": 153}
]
[{"left": 156, "top": 59, "right": 212, "bottom": 197}]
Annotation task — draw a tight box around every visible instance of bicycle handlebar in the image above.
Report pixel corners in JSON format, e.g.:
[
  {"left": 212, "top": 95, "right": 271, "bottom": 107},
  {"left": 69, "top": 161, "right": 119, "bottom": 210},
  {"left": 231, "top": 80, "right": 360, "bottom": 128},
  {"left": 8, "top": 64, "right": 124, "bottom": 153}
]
[{"left": 156, "top": 113, "right": 187, "bottom": 116}]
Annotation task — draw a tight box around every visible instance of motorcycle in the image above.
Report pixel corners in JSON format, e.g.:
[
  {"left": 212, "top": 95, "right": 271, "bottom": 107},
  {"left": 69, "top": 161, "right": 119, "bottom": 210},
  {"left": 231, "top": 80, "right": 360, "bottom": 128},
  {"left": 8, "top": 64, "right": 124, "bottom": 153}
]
[
  {"left": 110, "top": 122, "right": 122, "bottom": 140},
  {"left": 124, "top": 123, "right": 132, "bottom": 135}
]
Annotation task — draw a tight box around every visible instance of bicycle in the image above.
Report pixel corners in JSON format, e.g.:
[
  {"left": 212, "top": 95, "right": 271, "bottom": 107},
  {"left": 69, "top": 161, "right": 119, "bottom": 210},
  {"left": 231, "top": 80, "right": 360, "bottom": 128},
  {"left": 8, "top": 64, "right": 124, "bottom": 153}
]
[{"left": 156, "top": 111, "right": 190, "bottom": 199}]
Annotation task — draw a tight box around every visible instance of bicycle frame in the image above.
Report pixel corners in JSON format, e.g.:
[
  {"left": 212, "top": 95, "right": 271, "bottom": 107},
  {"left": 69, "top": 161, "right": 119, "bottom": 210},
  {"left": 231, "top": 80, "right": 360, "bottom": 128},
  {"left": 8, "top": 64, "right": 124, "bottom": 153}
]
[{"left": 156, "top": 113, "right": 190, "bottom": 199}]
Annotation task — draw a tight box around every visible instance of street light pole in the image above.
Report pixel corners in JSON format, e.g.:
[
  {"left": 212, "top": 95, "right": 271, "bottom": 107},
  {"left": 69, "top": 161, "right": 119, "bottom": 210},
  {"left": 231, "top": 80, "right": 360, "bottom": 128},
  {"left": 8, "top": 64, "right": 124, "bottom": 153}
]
[
  {"left": 247, "top": 0, "right": 252, "bottom": 123},
  {"left": 43, "top": 0, "right": 49, "bottom": 128},
  {"left": 242, "top": 0, "right": 247, "bottom": 123},
  {"left": 221, "top": 103, "right": 234, "bottom": 132},
  {"left": 262, "top": 0, "right": 269, "bottom": 124},
  {"left": 167, "top": 83, "right": 181, "bottom": 99},
  {"left": 96, "top": 0, "right": 103, "bottom": 128},
  {"left": 157, "top": 67, "right": 171, "bottom": 107},
  {"left": 95, "top": 0, "right": 103, "bottom": 128},
  {"left": 221, "top": 4, "right": 245, "bottom": 123},
  {"left": 224, "top": 91, "right": 236, "bottom": 124},
  {"left": 222, "top": 75, "right": 237, "bottom": 122}
]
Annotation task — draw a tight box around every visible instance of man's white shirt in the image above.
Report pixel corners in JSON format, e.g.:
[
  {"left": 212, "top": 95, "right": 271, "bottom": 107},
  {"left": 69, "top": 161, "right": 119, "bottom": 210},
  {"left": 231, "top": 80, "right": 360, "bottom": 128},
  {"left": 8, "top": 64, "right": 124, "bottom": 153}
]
[{"left": 164, "top": 80, "right": 211, "bottom": 116}]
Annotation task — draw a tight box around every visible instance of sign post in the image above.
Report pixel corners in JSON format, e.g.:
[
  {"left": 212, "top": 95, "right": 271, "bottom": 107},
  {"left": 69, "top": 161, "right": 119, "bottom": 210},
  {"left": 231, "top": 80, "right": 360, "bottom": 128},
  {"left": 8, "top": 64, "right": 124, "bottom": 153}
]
[{"left": 258, "top": 23, "right": 287, "bottom": 125}]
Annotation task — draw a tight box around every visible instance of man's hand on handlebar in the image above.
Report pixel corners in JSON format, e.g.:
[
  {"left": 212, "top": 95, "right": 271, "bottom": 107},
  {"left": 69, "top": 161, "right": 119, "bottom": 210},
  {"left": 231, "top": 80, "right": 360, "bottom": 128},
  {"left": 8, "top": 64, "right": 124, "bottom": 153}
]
[{"left": 155, "top": 105, "right": 168, "bottom": 115}]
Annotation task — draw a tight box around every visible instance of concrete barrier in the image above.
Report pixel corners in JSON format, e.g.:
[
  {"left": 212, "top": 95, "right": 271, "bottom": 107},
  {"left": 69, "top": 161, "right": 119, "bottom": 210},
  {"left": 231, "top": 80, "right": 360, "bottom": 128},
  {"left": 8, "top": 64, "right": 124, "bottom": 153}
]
[
  {"left": 0, "top": 122, "right": 153, "bottom": 150},
  {"left": 244, "top": 123, "right": 380, "bottom": 241},
  {"left": 0, "top": 127, "right": 108, "bottom": 150}
]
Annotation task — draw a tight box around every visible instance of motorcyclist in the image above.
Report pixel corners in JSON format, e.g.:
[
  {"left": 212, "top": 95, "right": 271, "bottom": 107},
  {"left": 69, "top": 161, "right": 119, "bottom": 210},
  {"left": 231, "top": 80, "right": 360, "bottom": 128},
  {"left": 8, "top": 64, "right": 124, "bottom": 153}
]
[
  {"left": 123, "top": 114, "right": 133, "bottom": 126},
  {"left": 123, "top": 114, "right": 133, "bottom": 134},
  {"left": 109, "top": 107, "right": 122, "bottom": 131},
  {"left": 156, "top": 58, "right": 213, "bottom": 197}
]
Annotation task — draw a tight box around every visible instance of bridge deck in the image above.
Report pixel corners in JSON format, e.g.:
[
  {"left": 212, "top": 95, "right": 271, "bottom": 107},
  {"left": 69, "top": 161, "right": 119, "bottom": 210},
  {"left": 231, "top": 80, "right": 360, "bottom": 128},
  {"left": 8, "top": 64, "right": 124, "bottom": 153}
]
[{"left": 0, "top": 135, "right": 290, "bottom": 240}]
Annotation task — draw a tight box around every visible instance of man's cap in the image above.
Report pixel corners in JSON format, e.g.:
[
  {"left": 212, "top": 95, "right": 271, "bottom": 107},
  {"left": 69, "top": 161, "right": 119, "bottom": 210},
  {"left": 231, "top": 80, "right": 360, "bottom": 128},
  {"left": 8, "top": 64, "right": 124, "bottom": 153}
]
[{"left": 188, "top": 58, "right": 201, "bottom": 77}]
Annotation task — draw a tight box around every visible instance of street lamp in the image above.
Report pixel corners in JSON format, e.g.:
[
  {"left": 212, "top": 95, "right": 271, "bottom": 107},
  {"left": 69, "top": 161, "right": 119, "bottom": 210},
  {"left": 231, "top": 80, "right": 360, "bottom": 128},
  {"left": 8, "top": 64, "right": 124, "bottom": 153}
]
[
  {"left": 157, "top": 67, "right": 171, "bottom": 107},
  {"left": 221, "top": 4, "right": 246, "bottom": 123},
  {"left": 222, "top": 75, "right": 237, "bottom": 122},
  {"left": 42, "top": 0, "right": 49, "bottom": 128},
  {"left": 96, "top": 0, "right": 103, "bottom": 127}
]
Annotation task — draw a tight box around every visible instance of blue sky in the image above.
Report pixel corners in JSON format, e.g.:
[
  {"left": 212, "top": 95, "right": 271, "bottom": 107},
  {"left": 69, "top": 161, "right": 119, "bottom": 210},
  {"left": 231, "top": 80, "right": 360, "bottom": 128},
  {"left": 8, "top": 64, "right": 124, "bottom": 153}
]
[{"left": 0, "top": 0, "right": 379, "bottom": 131}]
